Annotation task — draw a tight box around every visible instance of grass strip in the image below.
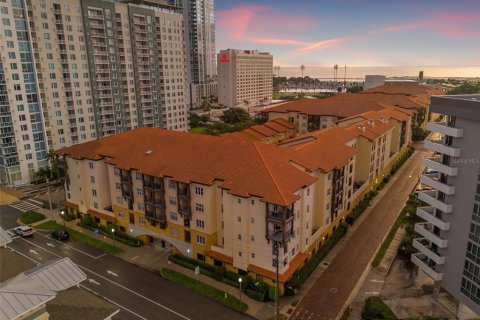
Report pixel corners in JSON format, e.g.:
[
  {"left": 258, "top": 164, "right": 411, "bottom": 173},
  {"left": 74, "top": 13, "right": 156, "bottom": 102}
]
[
  {"left": 35, "top": 221, "right": 121, "bottom": 254},
  {"left": 20, "top": 210, "right": 46, "bottom": 224},
  {"left": 161, "top": 268, "right": 248, "bottom": 313}
]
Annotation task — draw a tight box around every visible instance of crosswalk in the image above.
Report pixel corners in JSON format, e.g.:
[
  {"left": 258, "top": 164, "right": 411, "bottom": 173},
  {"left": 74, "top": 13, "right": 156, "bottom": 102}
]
[{"left": 9, "top": 198, "right": 44, "bottom": 212}]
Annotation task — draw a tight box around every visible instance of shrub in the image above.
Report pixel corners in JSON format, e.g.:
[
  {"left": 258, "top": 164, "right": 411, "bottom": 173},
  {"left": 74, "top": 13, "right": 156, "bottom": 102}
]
[
  {"left": 80, "top": 215, "right": 94, "bottom": 227},
  {"left": 239, "top": 275, "right": 253, "bottom": 291},
  {"left": 268, "top": 286, "right": 279, "bottom": 302},
  {"left": 19, "top": 211, "right": 45, "bottom": 224},
  {"left": 361, "top": 296, "right": 397, "bottom": 320},
  {"left": 214, "top": 266, "right": 226, "bottom": 281},
  {"left": 246, "top": 288, "right": 265, "bottom": 301}
]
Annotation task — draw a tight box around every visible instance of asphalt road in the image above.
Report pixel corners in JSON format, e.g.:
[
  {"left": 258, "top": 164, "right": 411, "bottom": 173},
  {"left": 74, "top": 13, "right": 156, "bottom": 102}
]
[
  {"left": 291, "top": 145, "right": 429, "bottom": 320},
  {"left": 2, "top": 206, "right": 252, "bottom": 320}
]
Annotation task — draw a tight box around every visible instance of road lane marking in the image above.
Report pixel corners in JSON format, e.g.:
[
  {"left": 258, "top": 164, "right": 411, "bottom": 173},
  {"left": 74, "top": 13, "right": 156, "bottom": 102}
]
[
  {"left": 88, "top": 279, "right": 100, "bottom": 285},
  {"left": 7, "top": 246, "right": 41, "bottom": 265},
  {"left": 107, "top": 270, "right": 118, "bottom": 277},
  {"left": 369, "top": 279, "right": 384, "bottom": 283},
  {"left": 17, "top": 237, "right": 191, "bottom": 320},
  {"left": 27, "top": 198, "right": 44, "bottom": 205},
  {"left": 131, "top": 255, "right": 138, "bottom": 260},
  {"left": 29, "top": 249, "right": 38, "bottom": 255},
  {"left": 79, "top": 284, "right": 147, "bottom": 320},
  {"left": 35, "top": 232, "right": 105, "bottom": 259},
  {"left": 46, "top": 242, "right": 55, "bottom": 247}
]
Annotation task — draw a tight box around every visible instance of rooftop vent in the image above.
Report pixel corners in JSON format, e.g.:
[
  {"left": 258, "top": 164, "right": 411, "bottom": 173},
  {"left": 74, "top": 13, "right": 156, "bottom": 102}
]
[
  {"left": 367, "top": 120, "right": 374, "bottom": 126},
  {"left": 380, "top": 115, "right": 385, "bottom": 122},
  {"left": 145, "top": 150, "right": 152, "bottom": 155},
  {"left": 358, "top": 125, "right": 366, "bottom": 132}
]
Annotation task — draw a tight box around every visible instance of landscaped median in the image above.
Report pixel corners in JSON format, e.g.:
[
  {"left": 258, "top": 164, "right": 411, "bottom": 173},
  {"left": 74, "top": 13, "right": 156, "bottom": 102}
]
[
  {"left": 161, "top": 268, "right": 248, "bottom": 313},
  {"left": 19, "top": 210, "right": 46, "bottom": 225},
  {"left": 35, "top": 220, "right": 121, "bottom": 254}
]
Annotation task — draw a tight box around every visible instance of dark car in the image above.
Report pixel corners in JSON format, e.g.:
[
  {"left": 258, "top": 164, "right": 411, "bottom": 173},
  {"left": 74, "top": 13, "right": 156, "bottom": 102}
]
[{"left": 51, "top": 230, "right": 69, "bottom": 241}]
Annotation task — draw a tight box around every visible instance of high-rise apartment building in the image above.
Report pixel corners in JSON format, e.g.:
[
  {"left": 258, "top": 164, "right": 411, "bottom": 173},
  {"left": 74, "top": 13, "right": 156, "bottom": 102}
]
[
  {"left": 172, "top": 0, "right": 216, "bottom": 108},
  {"left": 218, "top": 49, "right": 273, "bottom": 109},
  {"left": 0, "top": 0, "right": 188, "bottom": 186},
  {"left": 412, "top": 95, "right": 480, "bottom": 318}
]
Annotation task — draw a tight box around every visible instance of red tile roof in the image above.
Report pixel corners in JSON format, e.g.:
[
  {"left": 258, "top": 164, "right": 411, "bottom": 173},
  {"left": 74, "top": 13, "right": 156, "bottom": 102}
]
[
  {"left": 221, "top": 118, "right": 296, "bottom": 142},
  {"left": 55, "top": 128, "right": 318, "bottom": 206}
]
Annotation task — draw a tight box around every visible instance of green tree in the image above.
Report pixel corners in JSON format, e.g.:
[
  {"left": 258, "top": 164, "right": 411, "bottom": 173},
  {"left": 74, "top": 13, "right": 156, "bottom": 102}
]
[
  {"left": 448, "top": 81, "right": 480, "bottom": 95},
  {"left": 220, "top": 108, "right": 251, "bottom": 124},
  {"left": 361, "top": 296, "right": 397, "bottom": 320}
]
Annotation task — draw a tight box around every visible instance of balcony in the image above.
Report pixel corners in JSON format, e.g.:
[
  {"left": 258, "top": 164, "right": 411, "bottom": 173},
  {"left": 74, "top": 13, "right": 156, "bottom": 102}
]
[
  {"left": 414, "top": 222, "right": 448, "bottom": 248},
  {"left": 267, "top": 210, "right": 293, "bottom": 224},
  {"left": 425, "top": 139, "right": 461, "bottom": 157},
  {"left": 120, "top": 174, "right": 130, "bottom": 183},
  {"left": 416, "top": 206, "right": 450, "bottom": 230},
  {"left": 144, "top": 198, "right": 165, "bottom": 207},
  {"left": 423, "top": 156, "right": 458, "bottom": 176},
  {"left": 413, "top": 238, "right": 445, "bottom": 264},
  {"left": 420, "top": 173, "right": 455, "bottom": 195},
  {"left": 427, "top": 122, "right": 463, "bottom": 138},
  {"left": 267, "top": 229, "right": 294, "bottom": 243},
  {"left": 411, "top": 253, "right": 443, "bottom": 281},
  {"left": 418, "top": 190, "right": 453, "bottom": 213},
  {"left": 178, "top": 206, "right": 190, "bottom": 215}
]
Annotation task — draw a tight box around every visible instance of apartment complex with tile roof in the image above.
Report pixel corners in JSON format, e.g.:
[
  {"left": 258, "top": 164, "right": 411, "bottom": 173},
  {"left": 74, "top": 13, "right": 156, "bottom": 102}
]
[
  {"left": 55, "top": 112, "right": 411, "bottom": 287},
  {"left": 221, "top": 118, "right": 296, "bottom": 143}
]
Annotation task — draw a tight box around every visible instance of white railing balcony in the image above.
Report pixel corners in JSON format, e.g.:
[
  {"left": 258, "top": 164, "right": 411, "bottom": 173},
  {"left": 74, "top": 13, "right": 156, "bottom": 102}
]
[
  {"left": 413, "top": 238, "right": 445, "bottom": 264},
  {"left": 425, "top": 139, "right": 461, "bottom": 157},
  {"left": 412, "top": 253, "right": 443, "bottom": 281},
  {"left": 427, "top": 122, "right": 463, "bottom": 138},
  {"left": 416, "top": 206, "right": 450, "bottom": 230},
  {"left": 423, "top": 156, "right": 458, "bottom": 176},
  {"left": 420, "top": 173, "right": 456, "bottom": 195},
  {"left": 414, "top": 222, "right": 448, "bottom": 248},
  {"left": 418, "top": 190, "right": 453, "bottom": 213}
]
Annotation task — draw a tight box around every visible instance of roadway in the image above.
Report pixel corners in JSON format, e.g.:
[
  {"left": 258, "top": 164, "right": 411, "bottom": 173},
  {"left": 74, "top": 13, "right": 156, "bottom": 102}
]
[
  {"left": 1, "top": 205, "right": 252, "bottom": 320},
  {"left": 291, "top": 144, "right": 429, "bottom": 320}
]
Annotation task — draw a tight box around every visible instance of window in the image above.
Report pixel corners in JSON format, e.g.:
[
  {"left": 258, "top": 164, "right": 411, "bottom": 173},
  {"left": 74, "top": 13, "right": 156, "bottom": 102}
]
[
  {"left": 238, "top": 234, "right": 242, "bottom": 240},
  {"left": 196, "top": 235, "right": 205, "bottom": 245},
  {"left": 237, "top": 216, "right": 241, "bottom": 222},
  {"left": 251, "top": 235, "right": 255, "bottom": 241},
  {"left": 136, "top": 172, "right": 142, "bottom": 180},
  {"left": 139, "top": 217, "right": 145, "bottom": 224},
  {"left": 94, "top": 202, "right": 98, "bottom": 209},
  {"left": 117, "top": 196, "right": 123, "bottom": 204},
  {"left": 169, "top": 196, "right": 177, "bottom": 205},
  {"left": 168, "top": 179, "right": 176, "bottom": 189},
  {"left": 238, "top": 251, "right": 242, "bottom": 257},
  {"left": 115, "top": 182, "right": 121, "bottom": 190},
  {"left": 307, "top": 188, "right": 310, "bottom": 196},
  {"left": 250, "top": 217, "right": 254, "bottom": 223},
  {"left": 251, "top": 253, "right": 255, "bottom": 259},
  {"left": 114, "top": 168, "right": 120, "bottom": 176},
  {"left": 90, "top": 176, "right": 95, "bottom": 183},
  {"left": 136, "top": 188, "right": 143, "bottom": 196},
  {"left": 196, "top": 219, "right": 205, "bottom": 228},
  {"left": 195, "top": 186, "right": 204, "bottom": 196},
  {"left": 238, "top": 198, "right": 241, "bottom": 204},
  {"left": 195, "top": 203, "right": 204, "bottom": 212},
  {"left": 89, "top": 162, "right": 94, "bottom": 169},
  {"left": 92, "top": 189, "right": 97, "bottom": 196},
  {"left": 170, "top": 212, "right": 177, "bottom": 220}
]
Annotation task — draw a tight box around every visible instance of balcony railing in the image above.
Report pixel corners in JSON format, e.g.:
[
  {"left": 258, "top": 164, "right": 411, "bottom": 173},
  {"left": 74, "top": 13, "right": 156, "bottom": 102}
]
[
  {"left": 267, "top": 229, "right": 294, "bottom": 243},
  {"left": 414, "top": 222, "right": 448, "bottom": 248},
  {"left": 418, "top": 190, "right": 453, "bottom": 213},
  {"left": 413, "top": 238, "right": 445, "bottom": 264},
  {"left": 267, "top": 210, "right": 293, "bottom": 224},
  {"left": 423, "top": 156, "right": 458, "bottom": 176},
  {"left": 427, "top": 122, "right": 463, "bottom": 138},
  {"left": 178, "top": 206, "right": 190, "bottom": 215},
  {"left": 425, "top": 139, "right": 461, "bottom": 157},
  {"left": 120, "top": 174, "right": 130, "bottom": 182},
  {"left": 420, "top": 173, "right": 455, "bottom": 195},
  {"left": 411, "top": 253, "right": 443, "bottom": 281},
  {"left": 416, "top": 206, "right": 450, "bottom": 230}
]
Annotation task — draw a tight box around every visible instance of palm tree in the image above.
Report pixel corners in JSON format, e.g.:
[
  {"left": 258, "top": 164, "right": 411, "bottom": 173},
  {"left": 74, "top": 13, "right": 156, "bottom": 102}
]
[{"left": 301, "top": 65, "right": 305, "bottom": 93}]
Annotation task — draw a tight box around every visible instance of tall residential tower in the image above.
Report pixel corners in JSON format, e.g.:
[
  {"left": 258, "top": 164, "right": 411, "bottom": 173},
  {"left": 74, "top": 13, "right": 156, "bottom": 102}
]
[
  {"left": 412, "top": 95, "right": 480, "bottom": 318},
  {"left": 0, "top": 0, "right": 189, "bottom": 186}
]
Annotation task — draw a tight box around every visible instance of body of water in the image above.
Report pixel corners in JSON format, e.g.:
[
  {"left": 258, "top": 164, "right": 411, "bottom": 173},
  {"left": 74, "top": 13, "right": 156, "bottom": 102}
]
[{"left": 274, "top": 66, "right": 480, "bottom": 79}]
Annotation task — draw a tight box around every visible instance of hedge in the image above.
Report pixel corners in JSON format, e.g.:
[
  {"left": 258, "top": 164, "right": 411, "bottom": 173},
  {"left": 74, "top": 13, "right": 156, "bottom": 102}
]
[
  {"left": 19, "top": 211, "right": 45, "bottom": 224},
  {"left": 361, "top": 296, "right": 397, "bottom": 320},
  {"left": 77, "top": 220, "right": 143, "bottom": 247},
  {"left": 286, "top": 224, "right": 348, "bottom": 289}
]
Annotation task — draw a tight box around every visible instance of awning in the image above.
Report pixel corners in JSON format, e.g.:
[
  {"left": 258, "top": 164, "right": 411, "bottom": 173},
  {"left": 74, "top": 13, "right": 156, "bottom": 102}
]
[
  {"left": 86, "top": 209, "right": 116, "bottom": 223},
  {"left": 248, "top": 252, "right": 308, "bottom": 283},
  {"left": 206, "top": 250, "right": 233, "bottom": 264},
  {"left": 63, "top": 201, "right": 79, "bottom": 211}
]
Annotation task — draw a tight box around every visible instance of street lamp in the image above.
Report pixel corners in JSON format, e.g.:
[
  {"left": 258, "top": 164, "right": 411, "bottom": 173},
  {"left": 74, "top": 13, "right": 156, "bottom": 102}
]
[
  {"left": 111, "top": 228, "right": 116, "bottom": 247},
  {"left": 61, "top": 210, "right": 66, "bottom": 229},
  {"left": 238, "top": 278, "right": 242, "bottom": 301}
]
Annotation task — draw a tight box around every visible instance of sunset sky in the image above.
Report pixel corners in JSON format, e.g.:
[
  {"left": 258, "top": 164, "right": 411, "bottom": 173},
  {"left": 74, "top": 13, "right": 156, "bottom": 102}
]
[{"left": 216, "top": 0, "right": 480, "bottom": 68}]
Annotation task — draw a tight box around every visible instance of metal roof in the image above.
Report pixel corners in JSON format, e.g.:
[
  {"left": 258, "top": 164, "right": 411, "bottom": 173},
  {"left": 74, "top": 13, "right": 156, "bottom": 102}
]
[
  {"left": 0, "top": 258, "right": 86, "bottom": 320},
  {"left": 0, "top": 227, "right": 12, "bottom": 247},
  {"left": 25, "top": 258, "right": 87, "bottom": 292}
]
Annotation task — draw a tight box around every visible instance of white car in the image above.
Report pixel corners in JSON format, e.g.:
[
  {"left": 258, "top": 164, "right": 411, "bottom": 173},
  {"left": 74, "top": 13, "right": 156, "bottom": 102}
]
[{"left": 15, "top": 226, "right": 34, "bottom": 237}]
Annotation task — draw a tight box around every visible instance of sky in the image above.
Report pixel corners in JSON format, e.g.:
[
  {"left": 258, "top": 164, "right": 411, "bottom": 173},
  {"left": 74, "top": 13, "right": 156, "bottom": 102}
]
[{"left": 215, "top": 0, "right": 480, "bottom": 68}]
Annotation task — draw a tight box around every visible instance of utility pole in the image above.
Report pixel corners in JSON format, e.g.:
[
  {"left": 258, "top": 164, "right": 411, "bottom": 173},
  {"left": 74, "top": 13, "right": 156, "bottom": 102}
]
[
  {"left": 300, "top": 65, "right": 305, "bottom": 93},
  {"left": 273, "top": 241, "right": 280, "bottom": 319},
  {"left": 46, "top": 177, "right": 53, "bottom": 220}
]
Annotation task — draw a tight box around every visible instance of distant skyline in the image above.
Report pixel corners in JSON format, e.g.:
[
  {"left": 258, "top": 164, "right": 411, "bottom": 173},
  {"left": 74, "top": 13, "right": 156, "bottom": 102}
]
[{"left": 216, "top": 0, "right": 480, "bottom": 72}]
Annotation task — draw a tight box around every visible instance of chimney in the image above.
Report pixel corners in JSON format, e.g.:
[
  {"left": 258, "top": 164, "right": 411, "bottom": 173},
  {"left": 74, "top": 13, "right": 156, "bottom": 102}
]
[{"left": 368, "top": 120, "right": 374, "bottom": 126}]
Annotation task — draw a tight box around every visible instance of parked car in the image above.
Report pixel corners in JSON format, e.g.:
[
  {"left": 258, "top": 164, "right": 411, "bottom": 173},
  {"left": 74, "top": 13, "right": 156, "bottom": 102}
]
[
  {"left": 51, "top": 230, "right": 69, "bottom": 241},
  {"left": 15, "top": 226, "right": 34, "bottom": 237}
]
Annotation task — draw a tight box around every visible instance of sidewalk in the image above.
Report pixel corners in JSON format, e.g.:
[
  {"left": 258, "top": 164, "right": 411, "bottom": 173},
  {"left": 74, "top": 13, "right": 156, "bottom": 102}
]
[{"left": 375, "top": 227, "right": 407, "bottom": 276}]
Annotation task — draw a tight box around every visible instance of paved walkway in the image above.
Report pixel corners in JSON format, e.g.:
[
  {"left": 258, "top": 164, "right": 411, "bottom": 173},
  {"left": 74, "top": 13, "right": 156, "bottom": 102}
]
[
  {"left": 290, "top": 145, "right": 429, "bottom": 320},
  {"left": 376, "top": 227, "right": 407, "bottom": 276}
]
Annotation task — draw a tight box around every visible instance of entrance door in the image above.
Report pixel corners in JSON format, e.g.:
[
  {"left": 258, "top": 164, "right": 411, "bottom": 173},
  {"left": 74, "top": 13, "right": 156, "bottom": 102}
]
[{"left": 184, "top": 230, "right": 191, "bottom": 243}]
